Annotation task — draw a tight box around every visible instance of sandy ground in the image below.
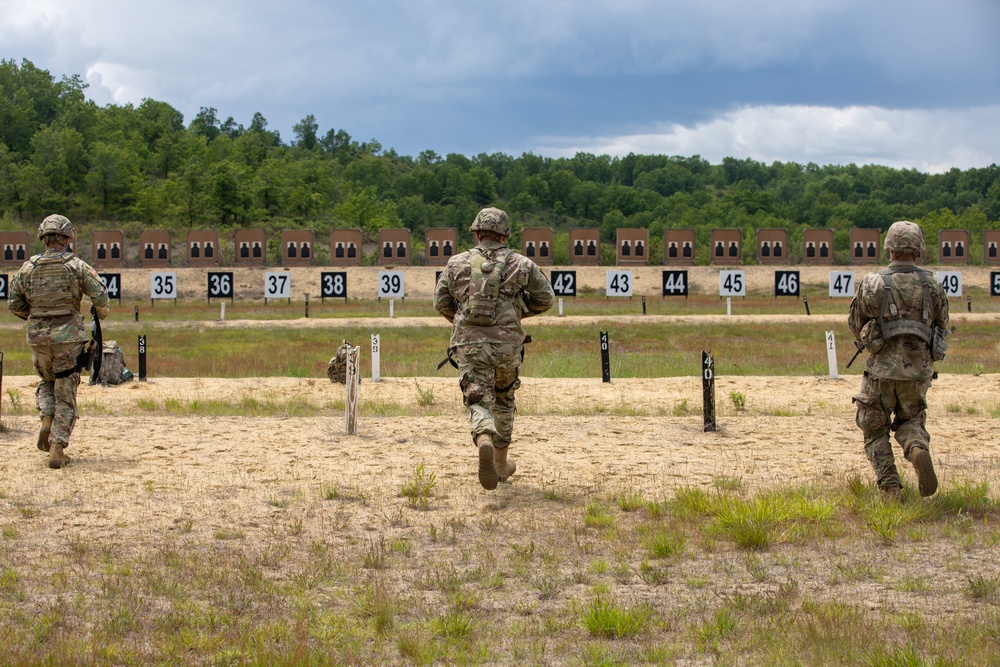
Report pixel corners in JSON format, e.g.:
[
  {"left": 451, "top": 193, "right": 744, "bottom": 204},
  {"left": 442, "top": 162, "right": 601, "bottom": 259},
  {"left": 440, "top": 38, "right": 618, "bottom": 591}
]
[{"left": 2, "top": 372, "right": 999, "bottom": 548}]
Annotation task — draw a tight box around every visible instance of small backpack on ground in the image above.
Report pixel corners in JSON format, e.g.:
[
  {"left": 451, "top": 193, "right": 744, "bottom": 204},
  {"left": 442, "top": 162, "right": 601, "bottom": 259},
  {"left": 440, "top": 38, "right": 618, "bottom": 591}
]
[{"left": 98, "top": 340, "right": 133, "bottom": 385}]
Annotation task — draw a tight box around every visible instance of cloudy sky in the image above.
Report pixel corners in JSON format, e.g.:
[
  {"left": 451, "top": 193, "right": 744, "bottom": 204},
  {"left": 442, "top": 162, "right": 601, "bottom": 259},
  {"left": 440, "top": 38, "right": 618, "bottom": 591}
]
[{"left": 3, "top": 0, "right": 999, "bottom": 172}]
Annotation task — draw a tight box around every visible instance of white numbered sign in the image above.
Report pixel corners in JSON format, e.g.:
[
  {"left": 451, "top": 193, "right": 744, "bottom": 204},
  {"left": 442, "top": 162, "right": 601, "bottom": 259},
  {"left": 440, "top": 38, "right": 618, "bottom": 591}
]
[
  {"left": 321, "top": 272, "right": 347, "bottom": 298},
  {"left": 207, "top": 272, "right": 233, "bottom": 299},
  {"left": 936, "top": 271, "right": 962, "bottom": 298},
  {"left": 605, "top": 270, "right": 633, "bottom": 297},
  {"left": 828, "top": 271, "right": 855, "bottom": 298},
  {"left": 662, "top": 270, "right": 688, "bottom": 296},
  {"left": 0, "top": 274, "right": 7, "bottom": 300},
  {"left": 264, "top": 271, "right": 291, "bottom": 299},
  {"left": 992, "top": 272, "right": 1000, "bottom": 297},
  {"left": 550, "top": 270, "right": 577, "bottom": 297},
  {"left": 100, "top": 273, "right": 121, "bottom": 300},
  {"left": 774, "top": 270, "right": 799, "bottom": 297},
  {"left": 150, "top": 272, "right": 177, "bottom": 299},
  {"left": 719, "top": 270, "right": 746, "bottom": 297},
  {"left": 378, "top": 271, "right": 405, "bottom": 298}
]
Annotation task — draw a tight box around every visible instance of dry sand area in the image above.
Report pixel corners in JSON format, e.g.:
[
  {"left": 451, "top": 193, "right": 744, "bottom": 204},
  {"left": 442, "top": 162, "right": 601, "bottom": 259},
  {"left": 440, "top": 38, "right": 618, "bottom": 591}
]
[{"left": 2, "top": 371, "right": 999, "bottom": 545}]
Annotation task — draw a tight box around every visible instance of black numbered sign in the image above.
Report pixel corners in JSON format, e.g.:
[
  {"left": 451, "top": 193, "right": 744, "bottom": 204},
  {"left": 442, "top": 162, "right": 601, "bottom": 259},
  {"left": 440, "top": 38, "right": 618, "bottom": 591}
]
[
  {"left": 138, "top": 334, "right": 147, "bottom": 381},
  {"left": 550, "top": 270, "right": 577, "bottom": 297},
  {"left": 991, "top": 272, "right": 1000, "bottom": 297},
  {"left": 207, "top": 272, "right": 234, "bottom": 300},
  {"left": 99, "top": 273, "right": 121, "bottom": 302},
  {"left": 774, "top": 270, "right": 800, "bottom": 297},
  {"left": 600, "top": 331, "right": 611, "bottom": 383},
  {"left": 662, "top": 270, "right": 688, "bottom": 297},
  {"left": 321, "top": 272, "right": 348, "bottom": 299},
  {"left": 0, "top": 274, "right": 8, "bottom": 300}
]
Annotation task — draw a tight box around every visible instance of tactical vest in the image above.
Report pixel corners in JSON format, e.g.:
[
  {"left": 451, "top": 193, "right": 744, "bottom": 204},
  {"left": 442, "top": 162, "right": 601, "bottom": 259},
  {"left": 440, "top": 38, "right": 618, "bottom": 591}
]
[
  {"left": 863, "top": 266, "right": 935, "bottom": 352},
  {"left": 464, "top": 247, "right": 510, "bottom": 326},
  {"left": 27, "top": 254, "right": 80, "bottom": 317}
]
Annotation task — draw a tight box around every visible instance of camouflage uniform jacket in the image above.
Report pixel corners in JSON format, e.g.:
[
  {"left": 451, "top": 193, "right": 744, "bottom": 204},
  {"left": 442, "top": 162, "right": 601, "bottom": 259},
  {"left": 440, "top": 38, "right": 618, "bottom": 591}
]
[
  {"left": 8, "top": 249, "right": 111, "bottom": 346},
  {"left": 434, "top": 239, "right": 554, "bottom": 347},
  {"left": 848, "top": 260, "right": 949, "bottom": 381}
]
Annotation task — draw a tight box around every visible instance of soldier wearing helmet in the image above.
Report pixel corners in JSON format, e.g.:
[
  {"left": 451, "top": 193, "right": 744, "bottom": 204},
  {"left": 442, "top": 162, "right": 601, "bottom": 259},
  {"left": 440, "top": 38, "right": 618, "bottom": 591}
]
[
  {"left": 434, "top": 207, "right": 554, "bottom": 490},
  {"left": 8, "top": 214, "right": 110, "bottom": 469},
  {"left": 848, "top": 220, "right": 949, "bottom": 498}
]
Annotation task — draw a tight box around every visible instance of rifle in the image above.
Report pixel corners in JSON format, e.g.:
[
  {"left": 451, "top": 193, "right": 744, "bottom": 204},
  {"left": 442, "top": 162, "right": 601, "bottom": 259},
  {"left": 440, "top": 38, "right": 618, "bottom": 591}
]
[
  {"left": 846, "top": 340, "right": 864, "bottom": 369},
  {"left": 89, "top": 304, "right": 103, "bottom": 385}
]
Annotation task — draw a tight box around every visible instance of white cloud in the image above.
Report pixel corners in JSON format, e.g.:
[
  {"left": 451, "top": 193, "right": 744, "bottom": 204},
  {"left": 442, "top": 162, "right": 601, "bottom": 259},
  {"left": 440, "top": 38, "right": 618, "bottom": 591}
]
[{"left": 535, "top": 105, "right": 1000, "bottom": 173}]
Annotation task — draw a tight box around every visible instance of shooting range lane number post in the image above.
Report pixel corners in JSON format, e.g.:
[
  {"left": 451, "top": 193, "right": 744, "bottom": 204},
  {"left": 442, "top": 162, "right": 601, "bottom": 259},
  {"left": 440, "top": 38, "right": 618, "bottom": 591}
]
[
  {"left": 600, "top": 331, "right": 611, "bottom": 383},
  {"left": 702, "top": 351, "right": 716, "bottom": 432},
  {"left": 719, "top": 270, "right": 746, "bottom": 297},
  {"left": 662, "top": 270, "right": 688, "bottom": 297},
  {"left": 264, "top": 271, "right": 291, "bottom": 303},
  {"left": 828, "top": 271, "right": 855, "bottom": 298},
  {"left": 321, "top": 271, "right": 348, "bottom": 301},
  {"left": 825, "top": 330, "right": 839, "bottom": 379},
  {"left": 377, "top": 271, "right": 405, "bottom": 299},
  {"left": 605, "top": 270, "right": 633, "bottom": 297},
  {"left": 150, "top": 271, "right": 177, "bottom": 304},
  {"left": 992, "top": 272, "right": 1000, "bottom": 297},
  {"left": 371, "top": 334, "right": 381, "bottom": 382},
  {"left": 550, "top": 270, "right": 577, "bottom": 297},
  {"left": 0, "top": 273, "right": 8, "bottom": 301},
  {"left": 936, "top": 271, "right": 963, "bottom": 298},
  {"left": 207, "top": 271, "right": 234, "bottom": 302},
  {"left": 774, "top": 270, "right": 800, "bottom": 297},
  {"left": 99, "top": 273, "right": 121, "bottom": 304},
  {"left": 138, "top": 334, "right": 147, "bottom": 381}
]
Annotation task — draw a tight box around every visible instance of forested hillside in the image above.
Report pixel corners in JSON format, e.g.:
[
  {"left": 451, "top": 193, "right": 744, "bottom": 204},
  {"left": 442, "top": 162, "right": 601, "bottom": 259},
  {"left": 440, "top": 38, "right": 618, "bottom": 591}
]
[{"left": 2, "top": 58, "right": 998, "bottom": 264}]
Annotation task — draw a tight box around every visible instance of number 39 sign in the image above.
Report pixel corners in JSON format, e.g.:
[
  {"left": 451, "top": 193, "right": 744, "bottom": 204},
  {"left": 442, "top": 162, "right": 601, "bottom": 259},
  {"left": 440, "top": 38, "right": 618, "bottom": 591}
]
[{"left": 378, "top": 271, "right": 405, "bottom": 298}]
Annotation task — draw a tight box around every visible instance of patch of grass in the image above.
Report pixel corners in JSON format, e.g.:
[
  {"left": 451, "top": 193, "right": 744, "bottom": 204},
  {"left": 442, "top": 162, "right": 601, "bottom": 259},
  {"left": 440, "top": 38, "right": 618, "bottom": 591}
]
[
  {"left": 644, "top": 528, "right": 686, "bottom": 559},
  {"left": 413, "top": 379, "right": 434, "bottom": 406},
  {"left": 582, "top": 597, "right": 652, "bottom": 638},
  {"left": 400, "top": 464, "right": 437, "bottom": 510},
  {"left": 729, "top": 390, "right": 747, "bottom": 412},
  {"left": 615, "top": 489, "right": 646, "bottom": 512},
  {"left": 584, "top": 501, "right": 616, "bottom": 529},
  {"left": 672, "top": 399, "right": 694, "bottom": 416},
  {"left": 966, "top": 574, "right": 1000, "bottom": 600}
]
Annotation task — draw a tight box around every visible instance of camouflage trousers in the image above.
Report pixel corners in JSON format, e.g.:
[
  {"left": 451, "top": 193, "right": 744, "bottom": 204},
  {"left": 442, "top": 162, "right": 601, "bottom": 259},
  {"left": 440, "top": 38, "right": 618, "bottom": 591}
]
[
  {"left": 853, "top": 374, "right": 932, "bottom": 490},
  {"left": 454, "top": 342, "right": 522, "bottom": 448},
  {"left": 32, "top": 342, "right": 85, "bottom": 448}
]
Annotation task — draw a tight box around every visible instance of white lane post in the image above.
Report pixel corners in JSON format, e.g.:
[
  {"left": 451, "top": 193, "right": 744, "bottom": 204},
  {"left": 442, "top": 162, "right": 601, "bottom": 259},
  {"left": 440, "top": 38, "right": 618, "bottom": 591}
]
[
  {"left": 220, "top": 302, "right": 225, "bottom": 320},
  {"left": 727, "top": 297, "right": 732, "bottom": 316},
  {"left": 345, "top": 345, "right": 361, "bottom": 434},
  {"left": 825, "top": 331, "right": 839, "bottom": 379},
  {"left": 389, "top": 299, "right": 395, "bottom": 318},
  {"left": 371, "top": 333, "right": 381, "bottom": 382},
  {"left": 559, "top": 297, "right": 564, "bottom": 317}
]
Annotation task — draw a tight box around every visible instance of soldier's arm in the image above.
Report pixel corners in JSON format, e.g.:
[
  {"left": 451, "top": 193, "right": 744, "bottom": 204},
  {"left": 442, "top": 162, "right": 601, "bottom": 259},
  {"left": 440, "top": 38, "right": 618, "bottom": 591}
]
[
  {"left": 7, "top": 272, "right": 29, "bottom": 320},
  {"left": 81, "top": 265, "right": 111, "bottom": 319},
  {"left": 433, "top": 267, "right": 457, "bottom": 323},
  {"left": 847, "top": 274, "right": 878, "bottom": 341},
  {"left": 519, "top": 264, "right": 555, "bottom": 317}
]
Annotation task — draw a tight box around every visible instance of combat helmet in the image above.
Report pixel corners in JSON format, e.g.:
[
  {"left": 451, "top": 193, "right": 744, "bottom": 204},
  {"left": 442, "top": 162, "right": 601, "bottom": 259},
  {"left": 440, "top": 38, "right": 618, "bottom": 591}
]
[
  {"left": 37, "top": 214, "right": 75, "bottom": 241},
  {"left": 883, "top": 220, "right": 925, "bottom": 256},
  {"left": 470, "top": 207, "right": 511, "bottom": 237}
]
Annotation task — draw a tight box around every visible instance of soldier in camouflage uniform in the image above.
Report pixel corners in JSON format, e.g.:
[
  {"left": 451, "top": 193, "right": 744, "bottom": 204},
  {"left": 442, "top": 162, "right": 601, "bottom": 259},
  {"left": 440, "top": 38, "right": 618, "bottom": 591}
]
[
  {"left": 434, "top": 207, "right": 554, "bottom": 490},
  {"left": 8, "top": 215, "right": 110, "bottom": 469},
  {"left": 848, "top": 220, "right": 949, "bottom": 497}
]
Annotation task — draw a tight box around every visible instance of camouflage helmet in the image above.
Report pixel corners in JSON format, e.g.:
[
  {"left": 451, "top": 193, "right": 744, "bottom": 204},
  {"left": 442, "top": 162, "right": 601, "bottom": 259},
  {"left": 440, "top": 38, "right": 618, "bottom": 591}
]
[
  {"left": 470, "top": 207, "right": 511, "bottom": 237},
  {"left": 883, "top": 220, "right": 925, "bottom": 256},
  {"left": 37, "top": 214, "right": 75, "bottom": 241}
]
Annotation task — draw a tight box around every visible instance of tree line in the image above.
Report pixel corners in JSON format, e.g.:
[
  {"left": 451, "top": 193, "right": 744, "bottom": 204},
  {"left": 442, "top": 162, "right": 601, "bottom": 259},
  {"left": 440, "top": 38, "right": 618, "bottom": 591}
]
[{"left": 2, "top": 57, "right": 999, "bottom": 265}]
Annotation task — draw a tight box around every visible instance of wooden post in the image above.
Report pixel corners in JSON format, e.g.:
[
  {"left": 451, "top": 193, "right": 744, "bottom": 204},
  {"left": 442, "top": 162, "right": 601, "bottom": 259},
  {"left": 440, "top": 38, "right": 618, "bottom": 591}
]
[
  {"left": 345, "top": 345, "right": 361, "bottom": 435},
  {"left": 702, "top": 351, "right": 716, "bottom": 432}
]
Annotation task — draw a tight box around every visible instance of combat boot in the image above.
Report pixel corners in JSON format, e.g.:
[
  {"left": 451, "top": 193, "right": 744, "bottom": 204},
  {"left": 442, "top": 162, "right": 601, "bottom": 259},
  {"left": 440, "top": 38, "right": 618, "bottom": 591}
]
[
  {"left": 48, "top": 442, "right": 70, "bottom": 469},
  {"left": 37, "top": 415, "right": 53, "bottom": 452},
  {"left": 494, "top": 446, "right": 517, "bottom": 482},
  {"left": 908, "top": 448, "right": 938, "bottom": 497},
  {"left": 476, "top": 434, "right": 498, "bottom": 491}
]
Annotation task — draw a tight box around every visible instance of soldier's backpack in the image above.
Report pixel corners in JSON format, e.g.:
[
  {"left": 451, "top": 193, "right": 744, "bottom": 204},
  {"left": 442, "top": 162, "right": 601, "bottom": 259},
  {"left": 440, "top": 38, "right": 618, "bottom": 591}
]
[
  {"left": 98, "top": 340, "right": 132, "bottom": 385},
  {"left": 464, "top": 247, "right": 511, "bottom": 326},
  {"left": 327, "top": 341, "right": 352, "bottom": 384}
]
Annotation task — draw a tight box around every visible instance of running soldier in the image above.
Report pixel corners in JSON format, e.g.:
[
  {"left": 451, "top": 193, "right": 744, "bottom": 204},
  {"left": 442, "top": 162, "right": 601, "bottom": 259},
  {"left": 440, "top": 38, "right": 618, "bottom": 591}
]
[
  {"left": 8, "top": 215, "right": 110, "bottom": 468},
  {"left": 434, "top": 207, "right": 554, "bottom": 490},
  {"left": 848, "top": 220, "right": 949, "bottom": 497}
]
